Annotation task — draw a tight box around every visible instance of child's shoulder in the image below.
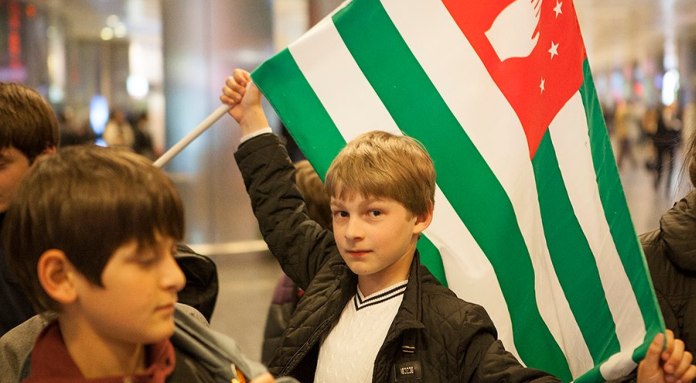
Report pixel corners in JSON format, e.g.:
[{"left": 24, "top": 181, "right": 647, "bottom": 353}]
[{"left": 420, "top": 281, "right": 495, "bottom": 330}]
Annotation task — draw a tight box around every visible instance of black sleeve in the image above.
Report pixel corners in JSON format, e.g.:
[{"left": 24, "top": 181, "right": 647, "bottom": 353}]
[{"left": 234, "top": 134, "right": 337, "bottom": 290}]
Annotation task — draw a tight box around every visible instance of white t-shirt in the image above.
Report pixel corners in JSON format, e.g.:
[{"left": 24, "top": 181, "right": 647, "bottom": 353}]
[{"left": 313, "top": 280, "right": 408, "bottom": 383}]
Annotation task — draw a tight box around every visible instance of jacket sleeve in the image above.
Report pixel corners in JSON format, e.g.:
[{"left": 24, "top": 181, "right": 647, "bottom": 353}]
[
  {"left": 452, "top": 302, "right": 559, "bottom": 383},
  {"left": 234, "top": 133, "right": 337, "bottom": 289},
  {"left": 470, "top": 338, "right": 560, "bottom": 383},
  {"left": 0, "top": 314, "right": 52, "bottom": 383}
]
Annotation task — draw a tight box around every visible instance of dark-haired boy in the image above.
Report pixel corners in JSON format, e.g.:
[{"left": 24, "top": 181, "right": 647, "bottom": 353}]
[
  {"left": 0, "top": 83, "right": 59, "bottom": 335},
  {"left": 1, "top": 145, "right": 279, "bottom": 382}
]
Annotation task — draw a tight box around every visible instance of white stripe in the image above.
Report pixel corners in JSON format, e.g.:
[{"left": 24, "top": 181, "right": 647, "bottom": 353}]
[
  {"left": 598, "top": 349, "right": 638, "bottom": 381},
  {"left": 287, "top": 8, "right": 518, "bottom": 358},
  {"left": 550, "top": 93, "right": 646, "bottom": 366},
  {"left": 381, "top": 0, "right": 592, "bottom": 376}
]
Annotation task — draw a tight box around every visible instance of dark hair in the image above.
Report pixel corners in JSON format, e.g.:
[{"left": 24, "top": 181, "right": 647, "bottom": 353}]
[
  {"left": 0, "top": 83, "right": 59, "bottom": 161},
  {"left": 2, "top": 145, "right": 185, "bottom": 311}
]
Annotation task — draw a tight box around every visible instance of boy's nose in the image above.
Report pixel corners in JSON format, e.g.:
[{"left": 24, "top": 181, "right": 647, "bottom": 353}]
[
  {"left": 162, "top": 254, "right": 186, "bottom": 293},
  {"left": 344, "top": 217, "right": 364, "bottom": 240}
]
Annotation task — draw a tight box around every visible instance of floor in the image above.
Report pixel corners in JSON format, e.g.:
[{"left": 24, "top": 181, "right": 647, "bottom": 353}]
[{"left": 206, "top": 139, "right": 690, "bottom": 363}]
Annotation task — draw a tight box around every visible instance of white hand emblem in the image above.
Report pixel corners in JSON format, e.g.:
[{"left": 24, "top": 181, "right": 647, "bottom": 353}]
[{"left": 485, "top": 0, "right": 542, "bottom": 61}]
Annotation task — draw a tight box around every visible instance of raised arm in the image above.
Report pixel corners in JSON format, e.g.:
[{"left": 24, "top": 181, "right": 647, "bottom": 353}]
[
  {"left": 221, "top": 70, "right": 338, "bottom": 289},
  {"left": 220, "top": 68, "right": 269, "bottom": 135}
]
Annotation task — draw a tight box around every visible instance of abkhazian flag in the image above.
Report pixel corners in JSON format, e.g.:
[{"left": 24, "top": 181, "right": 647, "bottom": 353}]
[{"left": 251, "top": 0, "right": 664, "bottom": 381}]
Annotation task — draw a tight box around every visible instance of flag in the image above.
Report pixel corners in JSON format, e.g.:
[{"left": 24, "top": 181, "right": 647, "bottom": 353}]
[{"left": 251, "top": 0, "right": 663, "bottom": 381}]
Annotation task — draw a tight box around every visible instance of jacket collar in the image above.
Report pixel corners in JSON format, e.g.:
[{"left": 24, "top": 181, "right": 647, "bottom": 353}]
[{"left": 383, "top": 251, "right": 427, "bottom": 345}]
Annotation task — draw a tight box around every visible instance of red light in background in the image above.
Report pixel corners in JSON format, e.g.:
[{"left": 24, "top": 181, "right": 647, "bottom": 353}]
[
  {"left": 8, "top": 1, "right": 22, "bottom": 68},
  {"left": 26, "top": 4, "right": 36, "bottom": 18}
]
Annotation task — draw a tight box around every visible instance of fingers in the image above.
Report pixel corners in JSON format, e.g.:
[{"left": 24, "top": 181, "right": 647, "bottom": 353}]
[
  {"left": 220, "top": 69, "right": 251, "bottom": 105},
  {"left": 638, "top": 333, "right": 664, "bottom": 383},
  {"left": 674, "top": 350, "right": 694, "bottom": 378},
  {"left": 220, "top": 78, "right": 245, "bottom": 105},
  {"left": 664, "top": 339, "right": 691, "bottom": 375},
  {"left": 678, "top": 364, "right": 696, "bottom": 383},
  {"left": 234, "top": 68, "right": 251, "bottom": 85},
  {"left": 664, "top": 330, "right": 675, "bottom": 361},
  {"left": 661, "top": 330, "right": 696, "bottom": 383},
  {"left": 645, "top": 332, "right": 665, "bottom": 368},
  {"left": 638, "top": 333, "right": 666, "bottom": 383}
]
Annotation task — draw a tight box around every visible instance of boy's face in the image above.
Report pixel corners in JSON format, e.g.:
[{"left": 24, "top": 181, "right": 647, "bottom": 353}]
[
  {"left": 330, "top": 192, "right": 430, "bottom": 294},
  {"left": 72, "top": 236, "right": 185, "bottom": 346},
  {"left": 0, "top": 146, "right": 30, "bottom": 213}
]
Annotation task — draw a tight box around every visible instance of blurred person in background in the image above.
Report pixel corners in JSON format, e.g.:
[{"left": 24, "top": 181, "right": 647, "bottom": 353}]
[
  {"left": 0, "top": 82, "right": 59, "bottom": 336},
  {"left": 103, "top": 109, "right": 135, "bottom": 150},
  {"left": 649, "top": 103, "right": 683, "bottom": 193},
  {"left": 640, "top": 128, "right": 696, "bottom": 354},
  {"left": 614, "top": 99, "right": 640, "bottom": 170},
  {"left": 132, "top": 111, "right": 157, "bottom": 160}
]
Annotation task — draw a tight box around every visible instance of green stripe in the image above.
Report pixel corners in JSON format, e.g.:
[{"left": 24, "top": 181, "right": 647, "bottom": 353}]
[
  {"left": 579, "top": 60, "right": 664, "bottom": 362},
  {"left": 416, "top": 234, "right": 448, "bottom": 285},
  {"left": 252, "top": 49, "right": 346, "bottom": 177},
  {"left": 533, "top": 132, "right": 620, "bottom": 363},
  {"left": 332, "top": 0, "right": 571, "bottom": 379},
  {"left": 252, "top": 47, "right": 449, "bottom": 284}
]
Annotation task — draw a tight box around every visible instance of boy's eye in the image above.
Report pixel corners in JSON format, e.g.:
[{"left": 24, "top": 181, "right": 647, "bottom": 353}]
[
  {"left": 137, "top": 255, "right": 158, "bottom": 266},
  {"left": 369, "top": 210, "right": 382, "bottom": 217},
  {"left": 333, "top": 210, "right": 348, "bottom": 218},
  {"left": 134, "top": 248, "right": 163, "bottom": 266}
]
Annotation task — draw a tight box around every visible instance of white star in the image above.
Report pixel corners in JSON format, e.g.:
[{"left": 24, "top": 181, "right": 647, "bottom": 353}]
[
  {"left": 553, "top": 1, "right": 563, "bottom": 18},
  {"left": 548, "top": 41, "right": 559, "bottom": 59},
  {"left": 539, "top": 78, "right": 545, "bottom": 93}
]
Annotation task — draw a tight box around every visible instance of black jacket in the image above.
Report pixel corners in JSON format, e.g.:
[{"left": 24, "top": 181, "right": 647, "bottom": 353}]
[
  {"left": 0, "top": 213, "right": 35, "bottom": 337},
  {"left": 641, "top": 190, "right": 696, "bottom": 354},
  {"left": 235, "top": 133, "right": 558, "bottom": 383}
]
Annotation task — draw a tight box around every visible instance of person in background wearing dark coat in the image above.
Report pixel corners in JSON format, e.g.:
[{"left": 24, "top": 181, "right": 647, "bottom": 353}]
[
  {"left": 0, "top": 83, "right": 59, "bottom": 336},
  {"left": 221, "top": 69, "right": 696, "bottom": 383},
  {"left": 641, "top": 129, "right": 696, "bottom": 355},
  {"left": 650, "top": 103, "right": 682, "bottom": 192}
]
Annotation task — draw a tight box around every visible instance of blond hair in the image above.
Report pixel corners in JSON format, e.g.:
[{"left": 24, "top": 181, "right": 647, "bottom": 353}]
[{"left": 324, "top": 131, "right": 435, "bottom": 216}]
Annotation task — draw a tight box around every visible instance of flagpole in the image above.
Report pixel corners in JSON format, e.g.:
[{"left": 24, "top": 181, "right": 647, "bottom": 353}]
[{"left": 153, "top": 105, "right": 230, "bottom": 169}]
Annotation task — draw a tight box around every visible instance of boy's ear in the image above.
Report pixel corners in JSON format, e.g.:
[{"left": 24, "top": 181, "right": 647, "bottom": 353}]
[
  {"left": 37, "top": 249, "right": 78, "bottom": 304},
  {"left": 42, "top": 146, "right": 57, "bottom": 156},
  {"left": 413, "top": 206, "right": 434, "bottom": 234}
]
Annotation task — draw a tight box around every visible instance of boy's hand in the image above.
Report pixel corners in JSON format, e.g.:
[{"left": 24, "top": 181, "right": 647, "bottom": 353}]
[
  {"left": 220, "top": 68, "right": 269, "bottom": 136},
  {"left": 638, "top": 330, "right": 696, "bottom": 383}
]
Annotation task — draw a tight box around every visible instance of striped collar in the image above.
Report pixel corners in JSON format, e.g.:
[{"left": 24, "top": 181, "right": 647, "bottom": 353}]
[{"left": 354, "top": 280, "right": 408, "bottom": 311}]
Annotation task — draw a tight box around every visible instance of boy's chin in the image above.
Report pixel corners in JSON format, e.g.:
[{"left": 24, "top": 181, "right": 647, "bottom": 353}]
[{"left": 141, "top": 323, "right": 176, "bottom": 344}]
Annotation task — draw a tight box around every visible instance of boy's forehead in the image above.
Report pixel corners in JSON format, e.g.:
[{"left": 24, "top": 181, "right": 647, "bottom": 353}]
[{"left": 330, "top": 192, "right": 389, "bottom": 205}]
